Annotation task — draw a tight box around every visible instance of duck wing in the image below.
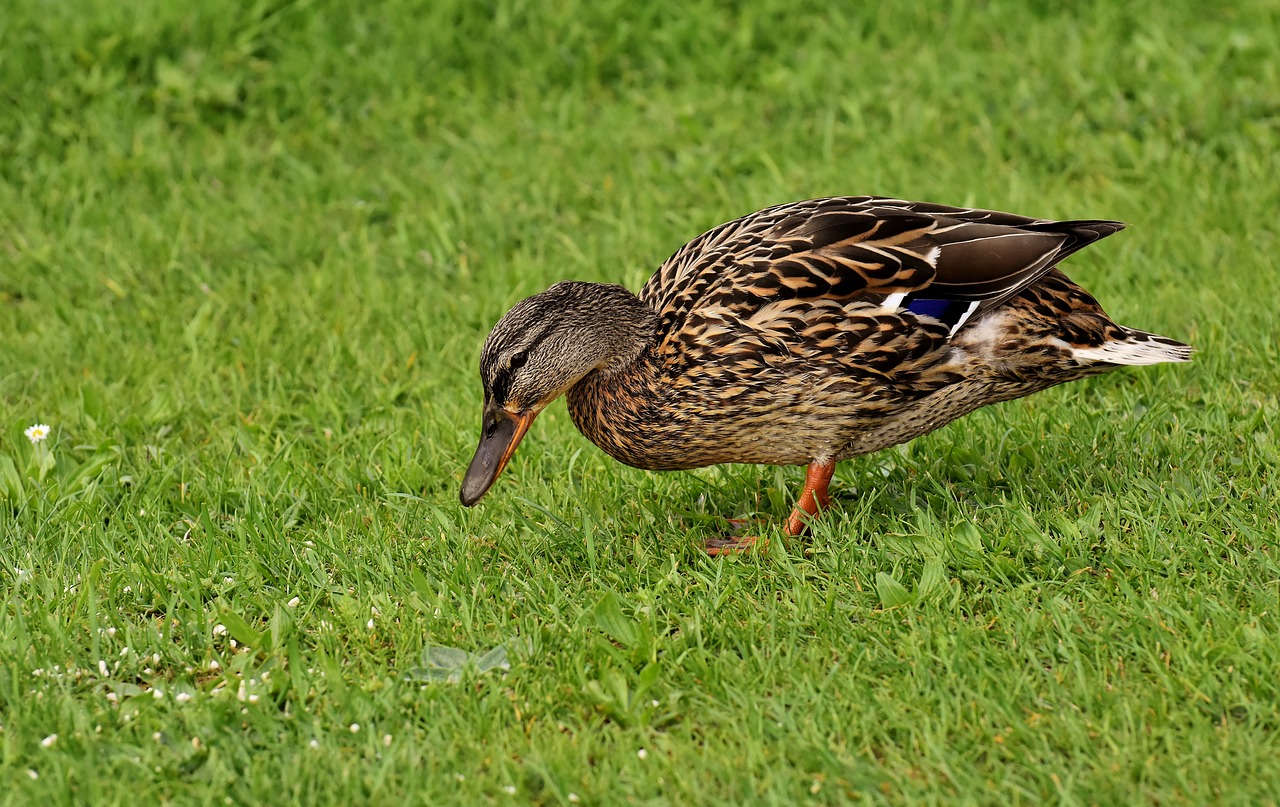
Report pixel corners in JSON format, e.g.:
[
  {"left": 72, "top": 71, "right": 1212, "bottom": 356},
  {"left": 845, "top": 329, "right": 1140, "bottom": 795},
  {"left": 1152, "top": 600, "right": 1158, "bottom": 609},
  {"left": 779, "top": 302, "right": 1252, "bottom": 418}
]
[{"left": 640, "top": 196, "right": 1124, "bottom": 337}]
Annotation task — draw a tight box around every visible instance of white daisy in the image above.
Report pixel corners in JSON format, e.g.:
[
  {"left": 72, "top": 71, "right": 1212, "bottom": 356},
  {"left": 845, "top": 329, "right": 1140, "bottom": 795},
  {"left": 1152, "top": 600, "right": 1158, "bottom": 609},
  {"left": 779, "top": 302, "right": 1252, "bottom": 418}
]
[{"left": 24, "top": 424, "right": 51, "bottom": 444}]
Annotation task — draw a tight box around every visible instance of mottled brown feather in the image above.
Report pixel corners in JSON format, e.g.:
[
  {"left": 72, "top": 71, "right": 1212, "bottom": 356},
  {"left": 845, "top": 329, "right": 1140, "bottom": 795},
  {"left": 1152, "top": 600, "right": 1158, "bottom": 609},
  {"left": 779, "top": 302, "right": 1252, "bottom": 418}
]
[{"left": 566, "top": 198, "right": 1185, "bottom": 469}]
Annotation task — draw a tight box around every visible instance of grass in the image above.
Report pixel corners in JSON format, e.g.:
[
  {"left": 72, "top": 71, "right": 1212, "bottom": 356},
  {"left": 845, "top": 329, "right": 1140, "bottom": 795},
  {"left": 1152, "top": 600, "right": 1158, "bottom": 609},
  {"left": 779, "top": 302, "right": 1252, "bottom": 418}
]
[{"left": 1, "top": 0, "right": 1278, "bottom": 803}]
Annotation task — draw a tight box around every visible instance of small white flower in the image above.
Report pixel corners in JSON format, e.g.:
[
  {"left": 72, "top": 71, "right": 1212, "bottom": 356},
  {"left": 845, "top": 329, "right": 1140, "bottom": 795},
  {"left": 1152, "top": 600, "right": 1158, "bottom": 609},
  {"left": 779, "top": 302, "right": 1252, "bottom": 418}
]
[
  {"left": 309, "top": 738, "right": 320, "bottom": 749},
  {"left": 501, "top": 786, "right": 517, "bottom": 795},
  {"left": 213, "top": 624, "right": 227, "bottom": 636},
  {"left": 287, "top": 597, "right": 301, "bottom": 608},
  {"left": 26, "top": 769, "right": 38, "bottom": 780},
  {"left": 152, "top": 732, "right": 162, "bottom": 742},
  {"left": 98, "top": 660, "right": 109, "bottom": 676},
  {"left": 366, "top": 619, "right": 375, "bottom": 629},
  {"left": 382, "top": 734, "right": 392, "bottom": 747},
  {"left": 568, "top": 795, "right": 580, "bottom": 803},
  {"left": 349, "top": 723, "right": 360, "bottom": 733},
  {"left": 40, "top": 734, "right": 57, "bottom": 748},
  {"left": 105, "top": 693, "right": 118, "bottom": 703},
  {"left": 152, "top": 689, "right": 164, "bottom": 700},
  {"left": 106, "top": 627, "right": 116, "bottom": 637},
  {"left": 208, "top": 659, "right": 220, "bottom": 670},
  {"left": 175, "top": 692, "right": 193, "bottom": 704},
  {"left": 637, "top": 748, "right": 648, "bottom": 760},
  {"left": 25, "top": 424, "right": 50, "bottom": 444}
]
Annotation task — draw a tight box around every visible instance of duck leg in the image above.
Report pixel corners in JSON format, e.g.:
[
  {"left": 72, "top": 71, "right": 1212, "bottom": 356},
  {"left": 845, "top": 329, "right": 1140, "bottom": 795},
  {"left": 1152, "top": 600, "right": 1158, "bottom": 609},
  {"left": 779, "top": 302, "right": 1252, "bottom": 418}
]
[
  {"left": 704, "top": 459, "right": 836, "bottom": 556},
  {"left": 784, "top": 459, "right": 836, "bottom": 537}
]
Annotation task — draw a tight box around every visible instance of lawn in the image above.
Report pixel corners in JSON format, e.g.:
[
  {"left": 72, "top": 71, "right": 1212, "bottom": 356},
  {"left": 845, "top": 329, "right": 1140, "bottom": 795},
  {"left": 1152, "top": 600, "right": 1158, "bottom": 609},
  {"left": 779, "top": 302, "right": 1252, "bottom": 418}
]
[{"left": 2, "top": 0, "right": 1278, "bottom": 803}]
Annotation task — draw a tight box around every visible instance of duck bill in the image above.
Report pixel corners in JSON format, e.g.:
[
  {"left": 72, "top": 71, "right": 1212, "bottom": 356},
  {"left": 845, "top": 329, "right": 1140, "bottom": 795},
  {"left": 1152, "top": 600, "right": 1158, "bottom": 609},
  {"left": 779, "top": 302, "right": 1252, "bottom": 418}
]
[{"left": 460, "top": 409, "right": 538, "bottom": 506}]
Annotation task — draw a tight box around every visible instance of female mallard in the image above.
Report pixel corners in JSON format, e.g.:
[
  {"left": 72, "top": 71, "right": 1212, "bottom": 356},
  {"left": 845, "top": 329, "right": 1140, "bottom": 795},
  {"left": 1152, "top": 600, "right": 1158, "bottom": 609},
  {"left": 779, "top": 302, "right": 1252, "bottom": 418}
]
[{"left": 460, "top": 196, "right": 1191, "bottom": 554}]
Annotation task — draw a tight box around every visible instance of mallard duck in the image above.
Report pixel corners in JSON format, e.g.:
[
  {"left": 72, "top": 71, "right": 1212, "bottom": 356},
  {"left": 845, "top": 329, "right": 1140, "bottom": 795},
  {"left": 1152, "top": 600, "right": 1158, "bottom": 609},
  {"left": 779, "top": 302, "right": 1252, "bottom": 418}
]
[{"left": 460, "top": 196, "right": 1191, "bottom": 554}]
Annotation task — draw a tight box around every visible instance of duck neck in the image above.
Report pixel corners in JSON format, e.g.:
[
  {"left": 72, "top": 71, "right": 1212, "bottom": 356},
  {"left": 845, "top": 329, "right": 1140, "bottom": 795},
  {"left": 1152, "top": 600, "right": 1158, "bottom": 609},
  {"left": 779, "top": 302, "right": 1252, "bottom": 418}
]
[
  {"left": 564, "top": 286, "right": 667, "bottom": 469},
  {"left": 575, "top": 283, "right": 660, "bottom": 378}
]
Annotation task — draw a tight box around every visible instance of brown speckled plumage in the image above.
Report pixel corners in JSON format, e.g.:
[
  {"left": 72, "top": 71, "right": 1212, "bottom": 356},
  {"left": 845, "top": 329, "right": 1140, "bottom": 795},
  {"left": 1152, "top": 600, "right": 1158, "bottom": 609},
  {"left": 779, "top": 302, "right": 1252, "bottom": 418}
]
[{"left": 461, "top": 196, "right": 1191, "bottom": 550}]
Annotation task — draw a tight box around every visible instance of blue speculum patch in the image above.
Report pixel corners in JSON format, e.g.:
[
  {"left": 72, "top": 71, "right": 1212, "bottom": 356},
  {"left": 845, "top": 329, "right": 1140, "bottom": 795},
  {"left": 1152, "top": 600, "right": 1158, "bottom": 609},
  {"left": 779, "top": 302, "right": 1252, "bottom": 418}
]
[{"left": 906, "top": 298, "right": 972, "bottom": 327}]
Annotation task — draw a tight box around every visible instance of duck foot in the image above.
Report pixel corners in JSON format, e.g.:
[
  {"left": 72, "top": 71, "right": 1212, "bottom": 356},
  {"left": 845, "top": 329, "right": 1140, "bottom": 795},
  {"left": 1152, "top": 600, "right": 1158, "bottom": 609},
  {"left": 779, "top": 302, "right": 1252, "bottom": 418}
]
[
  {"left": 704, "top": 460, "right": 837, "bottom": 556},
  {"left": 704, "top": 517, "right": 768, "bottom": 556},
  {"left": 704, "top": 534, "right": 768, "bottom": 556}
]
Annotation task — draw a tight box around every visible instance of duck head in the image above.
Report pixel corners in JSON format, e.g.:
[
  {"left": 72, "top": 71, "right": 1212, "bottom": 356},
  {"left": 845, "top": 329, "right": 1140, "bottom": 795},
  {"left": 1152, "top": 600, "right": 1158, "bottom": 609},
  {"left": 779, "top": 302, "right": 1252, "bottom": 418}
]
[{"left": 460, "top": 281, "right": 656, "bottom": 506}]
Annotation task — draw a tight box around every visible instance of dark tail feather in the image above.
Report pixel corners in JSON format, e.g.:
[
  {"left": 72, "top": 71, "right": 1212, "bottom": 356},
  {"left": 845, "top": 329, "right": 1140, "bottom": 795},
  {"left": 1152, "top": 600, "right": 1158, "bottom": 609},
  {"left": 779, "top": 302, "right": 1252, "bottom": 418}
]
[{"left": 1028, "top": 219, "right": 1127, "bottom": 261}]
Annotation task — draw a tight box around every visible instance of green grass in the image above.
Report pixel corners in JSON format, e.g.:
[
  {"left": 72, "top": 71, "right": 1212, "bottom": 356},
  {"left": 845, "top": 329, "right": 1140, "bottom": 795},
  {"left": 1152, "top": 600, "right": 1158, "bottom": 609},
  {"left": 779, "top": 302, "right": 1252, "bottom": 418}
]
[{"left": 2, "top": 0, "right": 1278, "bottom": 803}]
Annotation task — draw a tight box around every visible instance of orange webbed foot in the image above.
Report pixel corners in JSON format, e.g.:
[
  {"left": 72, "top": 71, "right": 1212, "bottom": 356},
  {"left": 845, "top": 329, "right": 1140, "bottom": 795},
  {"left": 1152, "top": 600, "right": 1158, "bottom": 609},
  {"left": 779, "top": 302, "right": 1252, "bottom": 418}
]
[
  {"left": 704, "top": 534, "right": 769, "bottom": 556},
  {"left": 704, "top": 460, "right": 837, "bottom": 555}
]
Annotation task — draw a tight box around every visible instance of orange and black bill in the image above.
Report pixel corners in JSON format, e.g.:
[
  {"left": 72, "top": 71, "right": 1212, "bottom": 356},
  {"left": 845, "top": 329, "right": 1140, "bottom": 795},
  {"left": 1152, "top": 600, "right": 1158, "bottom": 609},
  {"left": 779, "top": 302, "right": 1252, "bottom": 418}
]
[{"left": 460, "top": 408, "right": 537, "bottom": 506}]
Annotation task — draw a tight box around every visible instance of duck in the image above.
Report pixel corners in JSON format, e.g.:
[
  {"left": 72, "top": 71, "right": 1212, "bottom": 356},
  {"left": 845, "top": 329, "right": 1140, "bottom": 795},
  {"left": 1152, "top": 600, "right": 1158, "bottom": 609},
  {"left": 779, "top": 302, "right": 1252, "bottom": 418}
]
[{"left": 460, "top": 196, "right": 1191, "bottom": 554}]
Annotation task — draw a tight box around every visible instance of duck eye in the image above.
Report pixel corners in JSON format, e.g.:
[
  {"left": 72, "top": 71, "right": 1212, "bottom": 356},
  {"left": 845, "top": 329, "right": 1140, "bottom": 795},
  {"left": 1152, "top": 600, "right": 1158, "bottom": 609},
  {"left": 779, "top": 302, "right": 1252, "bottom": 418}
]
[{"left": 509, "top": 350, "right": 529, "bottom": 370}]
